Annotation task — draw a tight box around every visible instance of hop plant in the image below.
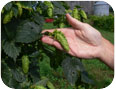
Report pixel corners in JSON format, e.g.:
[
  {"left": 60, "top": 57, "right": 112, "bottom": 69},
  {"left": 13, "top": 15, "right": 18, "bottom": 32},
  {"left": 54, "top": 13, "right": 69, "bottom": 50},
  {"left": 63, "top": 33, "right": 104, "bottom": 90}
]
[
  {"left": 3, "top": 10, "right": 13, "bottom": 24},
  {"left": 72, "top": 7, "right": 80, "bottom": 20},
  {"left": 79, "top": 9, "right": 87, "bottom": 19}
]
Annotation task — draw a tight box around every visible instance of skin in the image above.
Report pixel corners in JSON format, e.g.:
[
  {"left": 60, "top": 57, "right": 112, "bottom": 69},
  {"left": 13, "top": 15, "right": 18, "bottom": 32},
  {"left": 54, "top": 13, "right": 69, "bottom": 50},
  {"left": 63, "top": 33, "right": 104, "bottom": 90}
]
[{"left": 41, "top": 14, "right": 114, "bottom": 70}]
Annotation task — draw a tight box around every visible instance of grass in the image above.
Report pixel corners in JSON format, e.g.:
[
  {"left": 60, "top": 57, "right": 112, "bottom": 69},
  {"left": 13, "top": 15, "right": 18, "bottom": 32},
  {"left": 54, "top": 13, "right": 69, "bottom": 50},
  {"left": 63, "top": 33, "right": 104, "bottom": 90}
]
[{"left": 82, "top": 29, "right": 114, "bottom": 89}]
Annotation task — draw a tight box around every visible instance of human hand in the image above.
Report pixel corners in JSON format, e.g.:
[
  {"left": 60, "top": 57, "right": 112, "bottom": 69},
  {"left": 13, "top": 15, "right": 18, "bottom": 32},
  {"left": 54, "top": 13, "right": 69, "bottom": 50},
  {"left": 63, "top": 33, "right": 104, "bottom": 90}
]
[
  {"left": 42, "top": 14, "right": 114, "bottom": 69},
  {"left": 41, "top": 14, "right": 103, "bottom": 59}
]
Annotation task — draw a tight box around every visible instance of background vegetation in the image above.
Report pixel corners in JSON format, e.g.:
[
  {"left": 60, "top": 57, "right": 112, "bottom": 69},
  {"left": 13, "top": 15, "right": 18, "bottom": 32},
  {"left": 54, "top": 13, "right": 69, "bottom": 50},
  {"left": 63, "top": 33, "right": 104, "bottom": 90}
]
[{"left": 1, "top": 1, "right": 114, "bottom": 89}]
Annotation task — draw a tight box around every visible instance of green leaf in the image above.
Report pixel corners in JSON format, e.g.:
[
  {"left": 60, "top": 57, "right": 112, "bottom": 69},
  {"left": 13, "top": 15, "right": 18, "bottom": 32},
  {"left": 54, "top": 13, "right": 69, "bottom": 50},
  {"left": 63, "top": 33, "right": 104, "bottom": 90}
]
[
  {"left": 39, "top": 53, "right": 52, "bottom": 77},
  {"left": 54, "top": 7, "right": 65, "bottom": 15},
  {"left": 29, "top": 56, "right": 40, "bottom": 83},
  {"left": 1, "top": 60, "right": 12, "bottom": 87},
  {"left": 61, "top": 1, "right": 70, "bottom": 10},
  {"left": 12, "top": 6, "right": 18, "bottom": 18},
  {"left": 33, "top": 13, "right": 45, "bottom": 25},
  {"left": 42, "top": 43, "right": 56, "bottom": 54},
  {"left": 75, "top": 5, "right": 82, "bottom": 8},
  {"left": 52, "top": 1, "right": 65, "bottom": 11},
  {"left": 16, "top": 20, "right": 41, "bottom": 43},
  {"left": 29, "top": 51, "right": 40, "bottom": 58},
  {"left": 11, "top": 69, "right": 26, "bottom": 83},
  {"left": 3, "top": 41, "right": 21, "bottom": 61},
  {"left": 19, "top": 1, "right": 33, "bottom": 10},
  {"left": 47, "top": 81, "right": 55, "bottom": 89},
  {"left": 52, "top": 2, "right": 65, "bottom": 15},
  {"left": 4, "top": 2, "right": 12, "bottom": 11},
  {"left": 37, "top": 78, "right": 49, "bottom": 86},
  {"left": 9, "top": 78, "right": 21, "bottom": 89},
  {"left": 61, "top": 57, "right": 83, "bottom": 86},
  {"left": 4, "top": 19, "right": 20, "bottom": 40},
  {"left": 62, "top": 57, "right": 94, "bottom": 86},
  {"left": 81, "top": 71, "right": 94, "bottom": 85}
]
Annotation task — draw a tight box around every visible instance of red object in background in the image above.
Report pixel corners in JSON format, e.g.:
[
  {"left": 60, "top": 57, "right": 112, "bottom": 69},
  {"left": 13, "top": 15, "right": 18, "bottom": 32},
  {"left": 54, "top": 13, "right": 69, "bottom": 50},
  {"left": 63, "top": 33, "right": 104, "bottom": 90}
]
[{"left": 45, "top": 18, "right": 54, "bottom": 23}]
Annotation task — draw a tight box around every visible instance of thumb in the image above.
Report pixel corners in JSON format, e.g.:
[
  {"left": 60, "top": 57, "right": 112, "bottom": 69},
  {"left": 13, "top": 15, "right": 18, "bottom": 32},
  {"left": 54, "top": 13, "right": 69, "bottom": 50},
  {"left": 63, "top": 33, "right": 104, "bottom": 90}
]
[{"left": 66, "top": 13, "right": 84, "bottom": 30}]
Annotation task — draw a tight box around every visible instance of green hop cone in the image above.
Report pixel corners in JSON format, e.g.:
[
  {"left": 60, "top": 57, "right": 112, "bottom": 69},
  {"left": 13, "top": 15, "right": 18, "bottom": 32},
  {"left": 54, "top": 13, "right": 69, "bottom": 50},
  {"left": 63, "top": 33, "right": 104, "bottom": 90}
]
[
  {"left": 47, "top": 7, "right": 53, "bottom": 18},
  {"left": 80, "top": 9, "right": 87, "bottom": 19},
  {"left": 72, "top": 7, "right": 80, "bottom": 20},
  {"left": 53, "top": 30, "right": 69, "bottom": 51},
  {"left": 44, "top": 1, "right": 54, "bottom": 9},
  {"left": 44, "top": 29, "right": 70, "bottom": 51},
  {"left": 36, "top": 7, "right": 42, "bottom": 14},
  {"left": 22, "top": 55, "right": 29, "bottom": 74}
]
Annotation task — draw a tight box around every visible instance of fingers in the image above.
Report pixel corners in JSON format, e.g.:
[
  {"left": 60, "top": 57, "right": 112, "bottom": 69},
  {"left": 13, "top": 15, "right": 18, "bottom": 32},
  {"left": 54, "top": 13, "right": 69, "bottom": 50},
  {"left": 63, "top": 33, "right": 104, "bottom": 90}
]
[
  {"left": 41, "top": 36, "right": 63, "bottom": 50},
  {"left": 66, "top": 13, "right": 84, "bottom": 30},
  {"left": 42, "top": 28, "right": 73, "bottom": 34},
  {"left": 41, "top": 36, "right": 54, "bottom": 45},
  {"left": 42, "top": 29, "right": 54, "bottom": 33},
  {"left": 41, "top": 35, "right": 76, "bottom": 56}
]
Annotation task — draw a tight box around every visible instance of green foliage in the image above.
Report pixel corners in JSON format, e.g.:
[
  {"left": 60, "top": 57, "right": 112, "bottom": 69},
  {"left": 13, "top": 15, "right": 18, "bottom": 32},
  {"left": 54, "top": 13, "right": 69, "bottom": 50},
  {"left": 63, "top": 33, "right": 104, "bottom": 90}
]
[
  {"left": 39, "top": 53, "right": 53, "bottom": 77},
  {"left": 3, "top": 41, "right": 21, "bottom": 61},
  {"left": 88, "top": 14, "right": 114, "bottom": 32},
  {"left": 3, "top": 10, "right": 13, "bottom": 24},
  {"left": 1, "top": 1, "right": 93, "bottom": 89},
  {"left": 62, "top": 57, "right": 94, "bottom": 86},
  {"left": 16, "top": 21, "right": 42, "bottom": 43}
]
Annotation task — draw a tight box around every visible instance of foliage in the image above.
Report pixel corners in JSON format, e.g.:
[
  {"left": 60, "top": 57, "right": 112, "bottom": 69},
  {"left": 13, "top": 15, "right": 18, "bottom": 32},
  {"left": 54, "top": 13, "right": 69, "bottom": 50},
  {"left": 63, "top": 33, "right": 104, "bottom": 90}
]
[
  {"left": 88, "top": 14, "right": 114, "bottom": 32},
  {"left": 1, "top": 1, "right": 93, "bottom": 89}
]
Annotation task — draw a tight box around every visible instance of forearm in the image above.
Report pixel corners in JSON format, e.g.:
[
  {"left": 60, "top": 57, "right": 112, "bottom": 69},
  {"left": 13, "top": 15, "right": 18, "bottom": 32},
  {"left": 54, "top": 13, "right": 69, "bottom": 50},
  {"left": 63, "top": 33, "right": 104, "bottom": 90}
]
[{"left": 99, "top": 38, "right": 114, "bottom": 70}]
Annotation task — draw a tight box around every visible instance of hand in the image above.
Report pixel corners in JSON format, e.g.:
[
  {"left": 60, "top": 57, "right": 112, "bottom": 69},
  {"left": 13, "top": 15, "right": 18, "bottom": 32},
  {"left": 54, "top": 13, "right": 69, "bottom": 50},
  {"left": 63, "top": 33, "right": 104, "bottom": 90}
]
[
  {"left": 41, "top": 14, "right": 114, "bottom": 69},
  {"left": 42, "top": 14, "right": 102, "bottom": 59}
]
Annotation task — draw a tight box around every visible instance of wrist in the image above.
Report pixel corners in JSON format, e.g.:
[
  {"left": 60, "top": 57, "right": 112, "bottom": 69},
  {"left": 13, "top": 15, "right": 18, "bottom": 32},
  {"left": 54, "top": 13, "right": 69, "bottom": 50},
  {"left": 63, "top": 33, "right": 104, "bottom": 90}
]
[{"left": 98, "top": 37, "right": 114, "bottom": 69}]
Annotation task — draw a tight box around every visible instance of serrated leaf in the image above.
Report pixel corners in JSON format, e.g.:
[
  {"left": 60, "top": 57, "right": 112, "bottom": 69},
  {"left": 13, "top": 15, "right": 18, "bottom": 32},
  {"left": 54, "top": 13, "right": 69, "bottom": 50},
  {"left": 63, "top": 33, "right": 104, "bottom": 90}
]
[
  {"left": 4, "top": 2, "right": 12, "bottom": 11},
  {"left": 81, "top": 71, "right": 94, "bottom": 85},
  {"left": 16, "top": 21, "right": 41, "bottom": 43},
  {"left": 62, "top": 57, "right": 94, "bottom": 86},
  {"left": 54, "top": 7, "right": 65, "bottom": 15},
  {"left": 42, "top": 43, "right": 56, "bottom": 54},
  {"left": 33, "top": 13, "right": 45, "bottom": 25},
  {"left": 62, "top": 57, "right": 86, "bottom": 86},
  {"left": 3, "top": 41, "right": 21, "bottom": 61},
  {"left": 1, "top": 60, "right": 12, "bottom": 86},
  {"left": 37, "top": 78, "right": 49, "bottom": 86},
  {"left": 52, "top": 2, "right": 65, "bottom": 15},
  {"left": 12, "top": 6, "right": 18, "bottom": 18},
  {"left": 29, "top": 51, "right": 39, "bottom": 58},
  {"left": 8, "top": 77, "right": 21, "bottom": 89},
  {"left": 11, "top": 69, "right": 26, "bottom": 83},
  {"left": 62, "top": 57, "right": 81, "bottom": 86},
  {"left": 29, "top": 57, "right": 40, "bottom": 83},
  {"left": 19, "top": 1, "right": 33, "bottom": 9},
  {"left": 52, "top": 1, "right": 65, "bottom": 11},
  {"left": 4, "top": 19, "right": 20, "bottom": 40},
  {"left": 39, "top": 54, "right": 52, "bottom": 77}
]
